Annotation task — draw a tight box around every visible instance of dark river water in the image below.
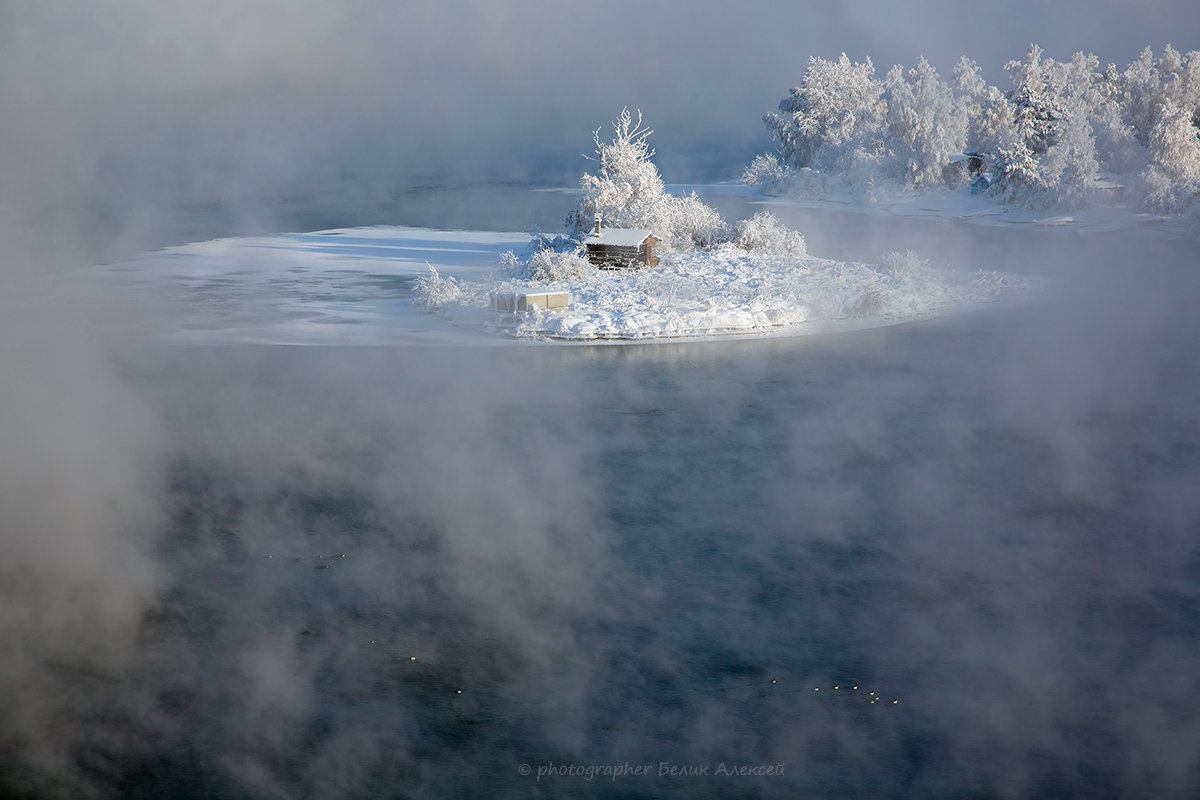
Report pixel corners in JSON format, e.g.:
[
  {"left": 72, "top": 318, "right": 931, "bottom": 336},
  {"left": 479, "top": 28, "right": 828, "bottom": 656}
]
[{"left": 8, "top": 189, "right": 1199, "bottom": 799}]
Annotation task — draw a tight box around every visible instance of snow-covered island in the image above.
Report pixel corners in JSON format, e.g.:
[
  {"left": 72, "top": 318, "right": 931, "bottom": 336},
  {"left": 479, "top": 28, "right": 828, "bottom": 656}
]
[
  {"left": 99, "top": 36, "right": 1200, "bottom": 347},
  {"left": 411, "top": 110, "right": 1032, "bottom": 342}
]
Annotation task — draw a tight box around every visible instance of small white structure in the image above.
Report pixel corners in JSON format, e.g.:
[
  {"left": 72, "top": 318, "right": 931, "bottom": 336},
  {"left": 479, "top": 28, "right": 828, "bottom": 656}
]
[
  {"left": 490, "top": 290, "right": 569, "bottom": 313},
  {"left": 585, "top": 215, "right": 661, "bottom": 269}
]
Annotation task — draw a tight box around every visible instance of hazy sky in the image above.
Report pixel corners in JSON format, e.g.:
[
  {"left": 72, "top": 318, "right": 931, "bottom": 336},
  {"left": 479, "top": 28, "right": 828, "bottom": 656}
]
[{"left": 2, "top": 0, "right": 1197, "bottom": 259}]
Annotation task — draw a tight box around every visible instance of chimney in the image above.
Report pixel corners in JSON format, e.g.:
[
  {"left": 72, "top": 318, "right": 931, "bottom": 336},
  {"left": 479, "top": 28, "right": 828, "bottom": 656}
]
[{"left": 594, "top": 214, "right": 602, "bottom": 236}]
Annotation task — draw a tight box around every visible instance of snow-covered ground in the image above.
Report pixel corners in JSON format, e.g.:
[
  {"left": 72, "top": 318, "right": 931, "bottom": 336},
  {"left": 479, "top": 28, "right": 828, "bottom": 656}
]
[
  {"left": 74, "top": 219, "right": 1034, "bottom": 346},
  {"left": 473, "top": 245, "right": 1026, "bottom": 341}
]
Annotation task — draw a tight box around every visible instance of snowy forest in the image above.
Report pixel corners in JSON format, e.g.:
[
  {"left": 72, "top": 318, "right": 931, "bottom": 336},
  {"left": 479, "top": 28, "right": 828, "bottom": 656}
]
[{"left": 745, "top": 45, "right": 1200, "bottom": 217}]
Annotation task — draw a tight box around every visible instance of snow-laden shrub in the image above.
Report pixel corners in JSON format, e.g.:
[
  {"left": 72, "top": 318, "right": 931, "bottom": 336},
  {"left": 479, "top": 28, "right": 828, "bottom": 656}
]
[
  {"left": 526, "top": 247, "right": 594, "bottom": 282},
  {"left": 731, "top": 212, "right": 807, "bottom": 256},
  {"left": 412, "top": 264, "right": 459, "bottom": 309},
  {"left": 497, "top": 249, "right": 522, "bottom": 276},
  {"left": 649, "top": 191, "right": 729, "bottom": 248},
  {"left": 499, "top": 232, "right": 595, "bottom": 283},
  {"left": 881, "top": 249, "right": 934, "bottom": 277},
  {"left": 530, "top": 230, "right": 578, "bottom": 249},
  {"left": 742, "top": 153, "right": 789, "bottom": 187},
  {"left": 565, "top": 108, "right": 728, "bottom": 250}
]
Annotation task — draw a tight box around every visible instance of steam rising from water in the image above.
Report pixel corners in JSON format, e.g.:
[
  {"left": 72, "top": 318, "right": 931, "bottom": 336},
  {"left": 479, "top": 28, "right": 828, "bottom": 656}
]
[
  {"left": 8, "top": 225, "right": 1200, "bottom": 796},
  {"left": 3, "top": 2, "right": 1200, "bottom": 798}
]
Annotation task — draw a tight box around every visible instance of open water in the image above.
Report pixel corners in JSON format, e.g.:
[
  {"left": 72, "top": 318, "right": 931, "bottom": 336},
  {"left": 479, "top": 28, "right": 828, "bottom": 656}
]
[{"left": 20, "top": 188, "right": 1200, "bottom": 799}]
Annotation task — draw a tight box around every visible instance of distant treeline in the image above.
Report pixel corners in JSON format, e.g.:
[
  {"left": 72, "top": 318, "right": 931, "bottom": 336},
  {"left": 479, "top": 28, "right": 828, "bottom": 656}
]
[{"left": 747, "top": 45, "right": 1200, "bottom": 215}]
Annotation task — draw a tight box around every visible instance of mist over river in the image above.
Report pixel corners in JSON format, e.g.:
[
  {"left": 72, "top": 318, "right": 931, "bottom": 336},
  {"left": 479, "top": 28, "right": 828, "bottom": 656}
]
[{"left": 5, "top": 188, "right": 1199, "bottom": 799}]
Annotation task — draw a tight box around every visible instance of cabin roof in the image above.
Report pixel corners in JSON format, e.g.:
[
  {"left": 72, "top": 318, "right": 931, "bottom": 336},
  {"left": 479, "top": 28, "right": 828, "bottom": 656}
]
[{"left": 585, "top": 228, "right": 660, "bottom": 248}]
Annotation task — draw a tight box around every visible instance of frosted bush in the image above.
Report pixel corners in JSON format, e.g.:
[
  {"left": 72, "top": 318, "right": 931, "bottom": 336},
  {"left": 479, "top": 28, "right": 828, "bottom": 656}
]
[
  {"left": 497, "top": 250, "right": 522, "bottom": 276},
  {"left": 528, "top": 231, "right": 578, "bottom": 254},
  {"left": 652, "top": 191, "right": 729, "bottom": 249},
  {"left": 732, "top": 212, "right": 807, "bottom": 256},
  {"left": 881, "top": 250, "right": 934, "bottom": 277},
  {"left": 412, "top": 264, "right": 459, "bottom": 309},
  {"left": 742, "top": 153, "right": 789, "bottom": 186},
  {"left": 497, "top": 234, "right": 596, "bottom": 283},
  {"left": 525, "top": 247, "right": 595, "bottom": 282}
]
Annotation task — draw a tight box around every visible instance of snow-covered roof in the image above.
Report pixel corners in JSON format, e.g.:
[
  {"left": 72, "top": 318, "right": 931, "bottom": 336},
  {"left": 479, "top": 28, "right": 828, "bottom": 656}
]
[{"left": 586, "top": 229, "right": 660, "bottom": 247}]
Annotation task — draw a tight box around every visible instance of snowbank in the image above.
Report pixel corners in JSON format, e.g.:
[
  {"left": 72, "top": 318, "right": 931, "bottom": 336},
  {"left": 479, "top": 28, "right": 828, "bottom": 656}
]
[{"left": 453, "top": 244, "right": 1029, "bottom": 341}]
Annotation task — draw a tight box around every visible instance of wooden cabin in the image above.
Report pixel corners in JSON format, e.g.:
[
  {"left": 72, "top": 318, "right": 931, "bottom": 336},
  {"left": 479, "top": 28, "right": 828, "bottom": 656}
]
[{"left": 584, "top": 217, "right": 661, "bottom": 269}]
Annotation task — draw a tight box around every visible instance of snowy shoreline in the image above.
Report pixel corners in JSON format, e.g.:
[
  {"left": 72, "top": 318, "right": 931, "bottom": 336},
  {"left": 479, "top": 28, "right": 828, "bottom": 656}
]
[
  {"left": 677, "top": 182, "right": 1197, "bottom": 241},
  {"left": 83, "top": 220, "right": 1037, "bottom": 347},
  {"left": 72, "top": 166, "right": 1200, "bottom": 347}
]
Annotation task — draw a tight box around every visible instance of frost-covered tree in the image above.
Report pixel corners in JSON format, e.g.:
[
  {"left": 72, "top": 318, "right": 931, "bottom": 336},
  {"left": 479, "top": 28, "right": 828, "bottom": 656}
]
[
  {"left": 1041, "top": 95, "right": 1101, "bottom": 207},
  {"left": 749, "top": 44, "right": 1200, "bottom": 215},
  {"left": 564, "top": 109, "right": 663, "bottom": 233},
  {"left": 1010, "top": 83, "right": 1067, "bottom": 154},
  {"left": 880, "top": 57, "right": 967, "bottom": 189},
  {"left": 1005, "top": 46, "right": 1068, "bottom": 155},
  {"left": 991, "top": 128, "right": 1049, "bottom": 205},
  {"left": 1121, "top": 47, "right": 1165, "bottom": 147},
  {"left": 976, "top": 44, "right": 1104, "bottom": 207},
  {"left": 1111, "top": 45, "right": 1200, "bottom": 210},
  {"left": 1143, "top": 98, "right": 1200, "bottom": 212},
  {"left": 764, "top": 54, "right": 885, "bottom": 174},
  {"left": 1091, "top": 61, "right": 1144, "bottom": 175},
  {"left": 954, "top": 56, "right": 1011, "bottom": 161},
  {"left": 565, "top": 108, "right": 727, "bottom": 249}
]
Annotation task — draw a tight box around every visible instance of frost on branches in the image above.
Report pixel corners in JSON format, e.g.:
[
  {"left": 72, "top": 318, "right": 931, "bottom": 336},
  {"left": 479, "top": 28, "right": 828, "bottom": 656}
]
[
  {"left": 412, "top": 264, "right": 459, "bottom": 310},
  {"left": 491, "top": 109, "right": 808, "bottom": 287},
  {"left": 565, "top": 108, "right": 727, "bottom": 249},
  {"left": 758, "top": 53, "right": 964, "bottom": 197},
  {"left": 728, "top": 212, "right": 807, "bottom": 256},
  {"left": 751, "top": 44, "right": 1200, "bottom": 217}
]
